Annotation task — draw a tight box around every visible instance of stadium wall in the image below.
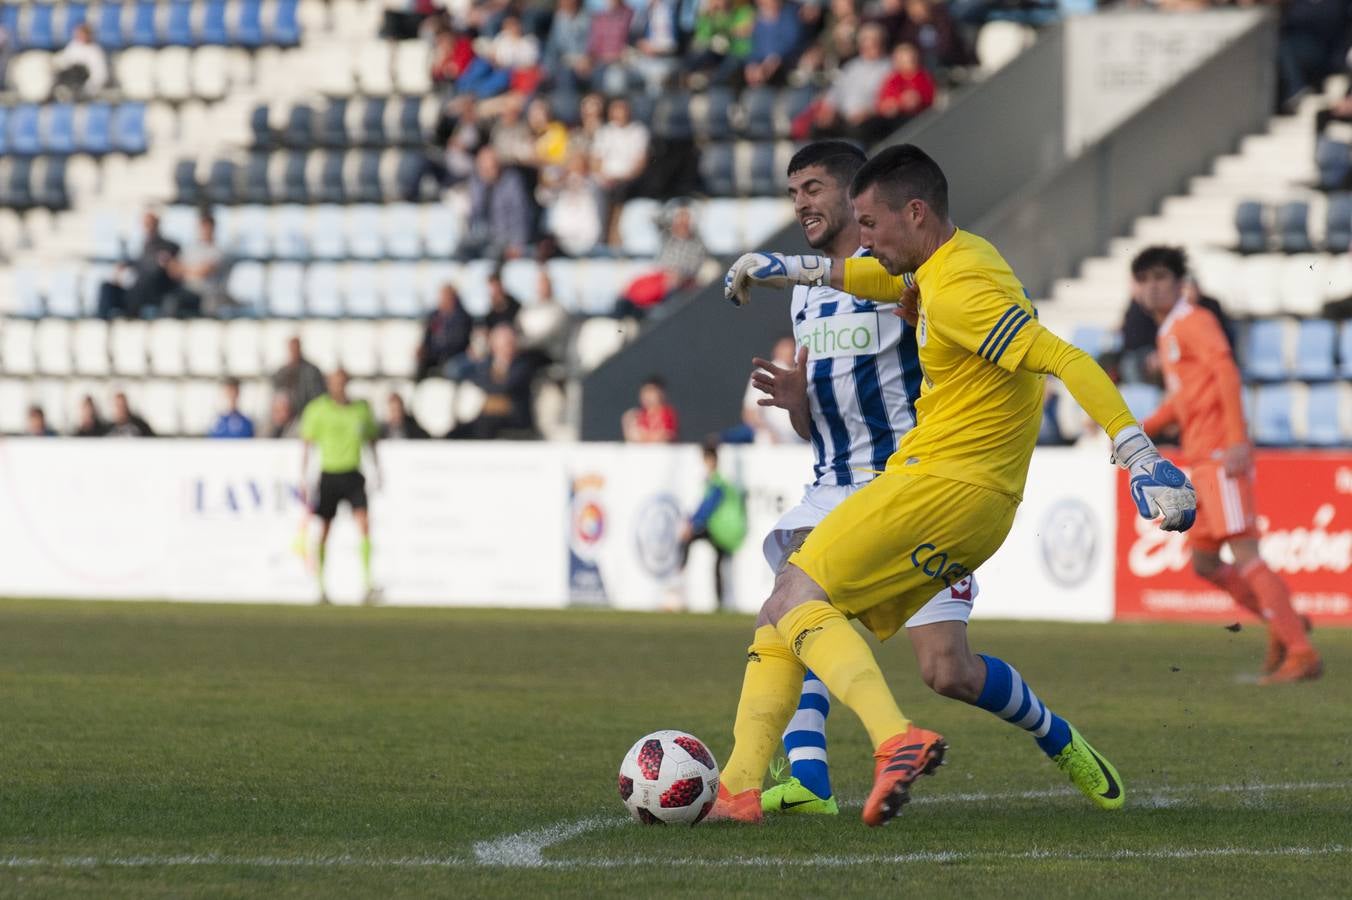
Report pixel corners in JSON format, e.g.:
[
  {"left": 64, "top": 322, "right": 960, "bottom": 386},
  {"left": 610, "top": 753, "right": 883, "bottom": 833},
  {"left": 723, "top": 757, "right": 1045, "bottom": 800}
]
[{"left": 1, "top": 441, "right": 1346, "bottom": 624}]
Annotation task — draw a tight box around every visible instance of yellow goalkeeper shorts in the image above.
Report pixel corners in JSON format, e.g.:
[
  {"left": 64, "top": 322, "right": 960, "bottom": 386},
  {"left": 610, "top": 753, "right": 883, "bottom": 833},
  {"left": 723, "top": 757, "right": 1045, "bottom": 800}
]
[{"left": 790, "top": 470, "right": 1018, "bottom": 641}]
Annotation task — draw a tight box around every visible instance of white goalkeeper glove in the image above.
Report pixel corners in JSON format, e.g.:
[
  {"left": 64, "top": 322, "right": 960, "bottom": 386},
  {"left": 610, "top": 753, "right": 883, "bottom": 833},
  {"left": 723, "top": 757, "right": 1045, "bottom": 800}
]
[
  {"left": 1111, "top": 425, "right": 1196, "bottom": 532},
  {"left": 723, "top": 253, "right": 831, "bottom": 307}
]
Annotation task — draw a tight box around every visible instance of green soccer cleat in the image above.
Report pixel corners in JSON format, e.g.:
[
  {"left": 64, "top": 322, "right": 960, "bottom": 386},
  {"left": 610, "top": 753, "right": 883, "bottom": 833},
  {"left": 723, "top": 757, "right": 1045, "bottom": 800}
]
[
  {"left": 761, "top": 760, "right": 839, "bottom": 816},
  {"left": 1052, "top": 726, "right": 1125, "bottom": 811}
]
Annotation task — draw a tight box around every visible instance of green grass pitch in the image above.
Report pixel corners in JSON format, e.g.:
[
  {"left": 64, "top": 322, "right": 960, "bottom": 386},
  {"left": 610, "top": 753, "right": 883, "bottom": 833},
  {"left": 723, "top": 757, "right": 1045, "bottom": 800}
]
[{"left": 1, "top": 599, "right": 1349, "bottom": 898}]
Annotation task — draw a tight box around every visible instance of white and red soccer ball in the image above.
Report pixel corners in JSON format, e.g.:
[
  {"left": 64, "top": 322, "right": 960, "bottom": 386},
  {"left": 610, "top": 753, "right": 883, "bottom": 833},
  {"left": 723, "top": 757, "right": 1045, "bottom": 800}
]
[{"left": 617, "top": 730, "right": 721, "bottom": 826}]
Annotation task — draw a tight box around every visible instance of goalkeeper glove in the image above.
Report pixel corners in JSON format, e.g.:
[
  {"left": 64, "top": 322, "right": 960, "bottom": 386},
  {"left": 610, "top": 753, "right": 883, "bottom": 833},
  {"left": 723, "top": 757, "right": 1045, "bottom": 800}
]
[
  {"left": 723, "top": 253, "right": 831, "bottom": 307},
  {"left": 1111, "top": 425, "right": 1196, "bottom": 532}
]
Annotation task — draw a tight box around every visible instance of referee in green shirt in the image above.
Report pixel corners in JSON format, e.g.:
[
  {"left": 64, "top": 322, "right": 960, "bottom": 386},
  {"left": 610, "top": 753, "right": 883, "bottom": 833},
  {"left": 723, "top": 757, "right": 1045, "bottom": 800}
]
[{"left": 300, "top": 368, "right": 381, "bottom": 604}]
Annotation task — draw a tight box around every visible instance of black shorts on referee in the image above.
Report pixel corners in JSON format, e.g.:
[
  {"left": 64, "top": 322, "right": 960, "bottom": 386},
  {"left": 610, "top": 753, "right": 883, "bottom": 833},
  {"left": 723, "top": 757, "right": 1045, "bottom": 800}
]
[{"left": 313, "top": 470, "right": 367, "bottom": 521}]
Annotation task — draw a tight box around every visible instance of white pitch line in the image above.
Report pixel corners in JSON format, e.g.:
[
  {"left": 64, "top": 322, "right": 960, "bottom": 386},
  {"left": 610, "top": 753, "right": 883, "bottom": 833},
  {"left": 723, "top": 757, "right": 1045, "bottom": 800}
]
[{"left": 472, "top": 815, "right": 618, "bottom": 868}]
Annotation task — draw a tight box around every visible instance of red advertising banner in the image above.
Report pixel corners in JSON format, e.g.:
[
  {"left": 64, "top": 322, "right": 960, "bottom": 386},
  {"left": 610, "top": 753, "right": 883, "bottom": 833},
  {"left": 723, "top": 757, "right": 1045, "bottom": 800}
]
[{"left": 1115, "top": 452, "right": 1352, "bottom": 624}]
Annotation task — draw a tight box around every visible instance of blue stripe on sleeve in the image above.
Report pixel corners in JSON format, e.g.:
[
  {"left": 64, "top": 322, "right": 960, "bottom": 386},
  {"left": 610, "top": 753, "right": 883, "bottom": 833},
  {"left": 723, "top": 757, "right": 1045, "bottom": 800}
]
[
  {"left": 977, "top": 306, "right": 1021, "bottom": 359},
  {"left": 990, "top": 311, "right": 1032, "bottom": 364}
]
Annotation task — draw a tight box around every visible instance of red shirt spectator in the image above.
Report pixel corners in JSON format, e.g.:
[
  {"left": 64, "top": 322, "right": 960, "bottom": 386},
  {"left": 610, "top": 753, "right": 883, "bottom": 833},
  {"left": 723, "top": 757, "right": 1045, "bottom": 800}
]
[
  {"left": 431, "top": 28, "right": 476, "bottom": 84},
  {"left": 588, "top": 0, "right": 635, "bottom": 65},
  {"left": 876, "top": 43, "right": 935, "bottom": 120},
  {"left": 622, "top": 377, "right": 679, "bottom": 443}
]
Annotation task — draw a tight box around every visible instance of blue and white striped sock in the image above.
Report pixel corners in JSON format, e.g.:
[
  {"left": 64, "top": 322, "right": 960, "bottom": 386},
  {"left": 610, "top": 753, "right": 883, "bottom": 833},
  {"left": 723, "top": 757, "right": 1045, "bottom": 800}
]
[
  {"left": 781, "top": 670, "right": 833, "bottom": 799},
  {"left": 974, "top": 654, "right": 1072, "bottom": 758}
]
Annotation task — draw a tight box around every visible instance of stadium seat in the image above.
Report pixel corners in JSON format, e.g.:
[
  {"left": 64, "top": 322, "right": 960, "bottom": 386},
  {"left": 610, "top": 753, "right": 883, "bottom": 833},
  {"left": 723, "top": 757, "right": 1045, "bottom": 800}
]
[
  {"left": 342, "top": 207, "right": 382, "bottom": 261},
  {"left": 95, "top": 1, "right": 126, "bottom": 50},
  {"left": 618, "top": 200, "right": 663, "bottom": 257},
  {"left": 1237, "top": 256, "right": 1283, "bottom": 317},
  {"left": 315, "top": 151, "right": 346, "bottom": 204},
  {"left": 454, "top": 381, "right": 486, "bottom": 424},
  {"left": 241, "top": 152, "right": 272, "bottom": 205},
  {"left": 1252, "top": 383, "right": 1298, "bottom": 446},
  {"left": 283, "top": 103, "right": 315, "bottom": 149},
  {"left": 653, "top": 92, "right": 694, "bottom": 141},
  {"left": 34, "top": 319, "right": 73, "bottom": 376},
  {"left": 206, "top": 159, "right": 238, "bottom": 205},
  {"left": 224, "top": 319, "right": 264, "bottom": 377},
  {"left": 271, "top": 204, "right": 309, "bottom": 260},
  {"left": 748, "top": 142, "right": 778, "bottom": 197},
  {"left": 1234, "top": 201, "right": 1266, "bottom": 254},
  {"left": 383, "top": 264, "right": 421, "bottom": 318},
  {"left": 1292, "top": 319, "right": 1337, "bottom": 381},
  {"left": 977, "top": 21, "right": 1034, "bottom": 72},
  {"left": 309, "top": 206, "right": 346, "bottom": 260},
  {"left": 44, "top": 104, "right": 76, "bottom": 155},
  {"left": 201, "top": 0, "right": 230, "bottom": 45},
  {"left": 1278, "top": 255, "right": 1324, "bottom": 317},
  {"left": 139, "top": 381, "right": 181, "bottom": 435},
  {"left": 781, "top": 85, "right": 817, "bottom": 135},
  {"left": 179, "top": 380, "right": 221, "bottom": 436},
  {"left": 699, "top": 142, "right": 734, "bottom": 197},
  {"left": 1243, "top": 319, "right": 1289, "bottom": 381},
  {"left": 317, "top": 98, "right": 349, "bottom": 149},
  {"left": 304, "top": 264, "right": 343, "bottom": 317},
  {"left": 234, "top": 0, "right": 265, "bottom": 47},
  {"left": 1305, "top": 383, "right": 1349, "bottom": 447},
  {"left": 1, "top": 157, "right": 36, "bottom": 210},
  {"left": 1326, "top": 193, "right": 1352, "bottom": 253},
  {"left": 379, "top": 319, "right": 420, "bottom": 377},
  {"left": 268, "top": 263, "right": 307, "bottom": 317},
  {"left": 111, "top": 103, "right": 148, "bottom": 155},
  {"left": 344, "top": 264, "right": 382, "bottom": 317},
  {"left": 412, "top": 378, "right": 455, "bottom": 437},
  {"left": 1341, "top": 321, "right": 1352, "bottom": 378},
  {"left": 1, "top": 319, "right": 37, "bottom": 375},
  {"left": 0, "top": 378, "right": 31, "bottom": 434},
  {"left": 394, "top": 39, "right": 431, "bottom": 94},
  {"left": 358, "top": 96, "right": 387, "bottom": 146},
  {"left": 24, "top": 2, "right": 59, "bottom": 52},
  {"left": 192, "top": 45, "right": 229, "bottom": 101},
  {"left": 148, "top": 320, "right": 187, "bottom": 376},
  {"left": 350, "top": 150, "right": 384, "bottom": 204},
  {"left": 227, "top": 261, "right": 267, "bottom": 310},
  {"left": 130, "top": 1, "right": 159, "bottom": 47},
  {"left": 110, "top": 320, "right": 150, "bottom": 376},
  {"left": 337, "top": 321, "right": 379, "bottom": 376},
  {"left": 45, "top": 265, "right": 83, "bottom": 317},
  {"left": 299, "top": 320, "right": 339, "bottom": 371},
  {"left": 185, "top": 320, "right": 226, "bottom": 377},
  {"left": 574, "top": 317, "right": 631, "bottom": 372},
  {"left": 271, "top": 0, "right": 302, "bottom": 47},
  {"left": 1276, "top": 201, "right": 1313, "bottom": 254},
  {"left": 61, "top": 2, "right": 91, "bottom": 42},
  {"left": 698, "top": 86, "right": 735, "bottom": 141},
  {"left": 164, "top": 1, "right": 194, "bottom": 47},
  {"left": 382, "top": 204, "right": 421, "bottom": 260},
  {"left": 69, "top": 320, "right": 109, "bottom": 376},
  {"left": 282, "top": 150, "right": 309, "bottom": 203},
  {"left": 1315, "top": 137, "right": 1350, "bottom": 190},
  {"left": 174, "top": 159, "right": 202, "bottom": 205},
  {"left": 10, "top": 105, "right": 41, "bottom": 156},
  {"left": 79, "top": 102, "right": 113, "bottom": 155},
  {"left": 233, "top": 205, "right": 272, "bottom": 260},
  {"left": 36, "top": 156, "right": 70, "bottom": 209}
]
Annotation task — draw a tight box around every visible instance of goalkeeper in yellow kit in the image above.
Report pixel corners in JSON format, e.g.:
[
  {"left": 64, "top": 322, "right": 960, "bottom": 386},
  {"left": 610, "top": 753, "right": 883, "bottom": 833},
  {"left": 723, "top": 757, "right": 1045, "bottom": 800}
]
[{"left": 711, "top": 145, "right": 1197, "bottom": 826}]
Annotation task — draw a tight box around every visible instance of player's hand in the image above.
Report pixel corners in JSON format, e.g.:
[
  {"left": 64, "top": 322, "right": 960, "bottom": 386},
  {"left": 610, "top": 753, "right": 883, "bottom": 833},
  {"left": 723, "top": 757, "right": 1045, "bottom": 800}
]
[
  {"left": 723, "top": 253, "right": 830, "bottom": 307},
  {"left": 751, "top": 344, "right": 809, "bottom": 411},
  {"left": 1112, "top": 426, "right": 1196, "bottom": 532},
  {"left": 1221, "top": 442, "right": 1252, "bottom": 477}
]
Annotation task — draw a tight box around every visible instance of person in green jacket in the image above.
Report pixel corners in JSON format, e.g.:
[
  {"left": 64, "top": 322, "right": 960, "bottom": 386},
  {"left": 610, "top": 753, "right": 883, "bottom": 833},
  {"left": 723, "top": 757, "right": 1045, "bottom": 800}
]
[
  {"left": 680, "top": 441, "right": 748, "bottom": 610},
  {"left": 688, "top": 0, "right": 755, "bottom": 88}
]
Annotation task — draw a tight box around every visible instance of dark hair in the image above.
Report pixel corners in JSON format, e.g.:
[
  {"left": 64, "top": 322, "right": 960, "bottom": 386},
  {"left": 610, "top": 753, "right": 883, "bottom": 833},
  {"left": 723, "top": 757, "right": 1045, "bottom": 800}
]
[
  {"left": 701, "top": 437, "right": 720, "bottom": 460},
  {"left": 787, "top": 140, "right": 867, "bottom": 189},
  {"left": 199, "top": 210, "right": 215, "bottom": 228},
  {"left": 223, "top": 376, "right": 241, "bottom": 390},
  {"left": 1130, "top": 245, "right": 1187, "bottom": 280},
  {"left": 641, "top": 375, "right": 666, "bottom": 390},
  {"left": 27, "top": 404, "right": 43, "bottom": 417},
  {"left": 849, "top": 144, "right": 949, "bottom": 219}
]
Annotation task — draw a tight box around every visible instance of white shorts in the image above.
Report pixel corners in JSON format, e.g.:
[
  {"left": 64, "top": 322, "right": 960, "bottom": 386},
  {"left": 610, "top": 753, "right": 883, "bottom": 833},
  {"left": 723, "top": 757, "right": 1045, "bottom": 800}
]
[{"left": 763, "top": 482, "right": 980, "bottom": 628}]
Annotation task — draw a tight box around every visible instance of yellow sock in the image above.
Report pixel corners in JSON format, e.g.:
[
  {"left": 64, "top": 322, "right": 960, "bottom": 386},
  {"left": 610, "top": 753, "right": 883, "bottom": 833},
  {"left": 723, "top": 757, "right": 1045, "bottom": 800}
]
[
  {"left": 721, "top": 625, "right": 804, "bottom": 795},
  {"left": 776, "top": 601, "right": 909, "bottom": 750}
]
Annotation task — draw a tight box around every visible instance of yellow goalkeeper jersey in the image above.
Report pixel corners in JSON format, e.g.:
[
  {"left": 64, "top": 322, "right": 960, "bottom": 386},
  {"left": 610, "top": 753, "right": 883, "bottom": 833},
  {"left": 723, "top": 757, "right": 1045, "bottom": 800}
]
[{"left": 845, "top": 229, "right": 1044, "bottom": 500}]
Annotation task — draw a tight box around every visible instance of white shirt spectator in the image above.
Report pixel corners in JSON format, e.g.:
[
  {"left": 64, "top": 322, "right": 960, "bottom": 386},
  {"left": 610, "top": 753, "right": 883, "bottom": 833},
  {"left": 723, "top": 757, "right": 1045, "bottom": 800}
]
[
  {"left": 591, "top": 122, "right": 650, "bottom": 181},
  {"left": 487, "top": 28, "right": 539, "bottom": 69},
  {"left": 53, "top": 34, "right": 108, "bottom": 92}
]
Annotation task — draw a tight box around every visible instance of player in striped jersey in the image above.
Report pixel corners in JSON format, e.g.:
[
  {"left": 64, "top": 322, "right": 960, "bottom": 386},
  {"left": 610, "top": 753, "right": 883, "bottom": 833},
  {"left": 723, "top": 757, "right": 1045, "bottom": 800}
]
[{"left": 744, "top": 142, "right": 978, "bottom": 817}]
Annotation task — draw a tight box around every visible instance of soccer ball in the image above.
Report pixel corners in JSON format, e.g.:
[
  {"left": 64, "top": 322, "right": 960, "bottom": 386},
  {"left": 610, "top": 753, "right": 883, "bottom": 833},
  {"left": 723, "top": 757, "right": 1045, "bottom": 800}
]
[{"left": 617, "top": 730, "right": 720, "bottom": 826}]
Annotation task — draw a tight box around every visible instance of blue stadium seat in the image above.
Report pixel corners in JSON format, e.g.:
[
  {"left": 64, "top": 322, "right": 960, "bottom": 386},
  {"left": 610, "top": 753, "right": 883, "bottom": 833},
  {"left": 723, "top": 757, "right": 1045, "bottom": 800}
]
[
  {"left": 201, "top": 0, "right": 229, "bottom": 45},
  {"left": 1119, "top": 382, "right": 1163, "bottom": 422},
  {"left": 345, "top": 265, "right": 382, "bottom": 317},
  {"left": 1071, "top": 324, "right": 1110, "bottom": 355},
  {"left": 163, "top": 1, "right": 194, "bottom": 46},
  {"left": 358, "top": 96, "right": 387, "bottom": 146},
  {"left": 700, "top": 142, "right": 734, "bottom": 197},
  {"left": 0, "top": 7, "right": 19, "bottom": 50},
  {"left": 206, "top": 159, "right": 238, "bottom": 205},
  {"left": 317, "top": 98, "right": 349, "bottom": 148},
  {"left": 1244, "top": 319, "right": 1288, "bottom": 381},
  {"left": 304, "top": 264, "right": 343, "bottom": 317},
  {"left": 346, "top": 207, "right": 383, "bottom": 260},
  {"left": 383, "top": 264, "right": 420, "bottom": 317},
  {"left": 653, "top": 92, "right": 693, "bottom": 141},
  {"left": 46, "top": 265, "right": 84, "bottom": 317},
  {"left": 249, "top": 104, "right": 273, "bottom": 149},
  {"left": 748, "top": 142, "right": 778, "bottom": 196},
  {"left": 309, "top": 206, "right": 346, "bottom": 260},
  {"left": 111, "top": 103, "right": 148, "bottom": 154},
  {"left": 271, "top": 205, "right": 309, "bottom": 260},
  {"left": 423, "top": 205, "right": 459, "bottom": 258},
  {"left": 396, "top": 150, "right": 428, "bottom": 202},
  {"left": 394, "top": 97, "right": 423, "bottom": 145},
  {"left": 782, "top": 85, "right": 817, "bottom": 135},
  {"left": 9, "top": 105, "right": 41, "bottom": 156},
  {"left": 1316, "top": 137, "right": 1351, "bottom": 190},
  {"left": 94, "top": 1, "right": 125, "bottom": 50},
  {"left": 741, "top": 87, "right": 776, "bottom": 141},
  {"left": 11, "top": 266, "right": 44, "bottom": 316},
  {"left": 231, "top": 206, "right": 271, "bottom": 260},
  {"left": 174, "top": 159, "right": 202, "bottom": 204},
  {"left": 234, "top": 0, "right": 264, "bottom": 47},
  {"left": 283, "top": 104, "right": 315, "bottom": 148},
  {"left": 44, "top": 104, "right": 77, "bottom": 155},
  {"left": 267, "top": 263, "right": 307, "bottom": 317},
  {"left": 1276, "top": 201, "right": 1313, "bottom": 254},
  {"left": 61, "top": 3, "right": 90, "bottom": 44},
  {"left": 1305, "top": 383, "right": 1346, "bottom": 447},
  {"left": 130, "top": 1, "right": 159, "bottom": 47},
  {"left": 282, "top": 151, "right": 308, "bottom": 203},
  {"left": 1234, "top": 201, "right": 1266, "bottom": 254},
  {"left": 700, "top": 86, "right": 735, "bottom": 141},
  {"left": 0, "top": 107, "right": 10, "bottom": 155},
  {"left": 316, "top": 151, "right": 346, "bottom": 204},
  {"left": 37, "top": 156, "right": 69, "bottom": 209},
  {"left": 242, "top": 152, "right": 271, "bottom": 204},
  {"left": 271, "top": 0, "right": 301, "bottom": 46},
  {"left": 1340, "top": 321, "right": 1352, "bottom": 378},
  {"left": 228, "top": 261, "right": 266, "bottom": 309},
  {"left": 1293, "top": 319, "right": 1337, "bottom": 380},
  {"left": 79, "top": 102, "right": 113, "bottom": 154},
  {"left": 24, "top": 3, "right": 59, "bottom": 52},
  {"left": 1326, "top": 193, "right": 1352, "bottom": 253},
  {"left": 1252, "top": 384, "right": 1297, "bottom": 446},
  {"left": 352, "top": 150, "right": 383, "bottom": 204},
  {"left": 383, "top": 205, "right": 422, "bottom": 260}
]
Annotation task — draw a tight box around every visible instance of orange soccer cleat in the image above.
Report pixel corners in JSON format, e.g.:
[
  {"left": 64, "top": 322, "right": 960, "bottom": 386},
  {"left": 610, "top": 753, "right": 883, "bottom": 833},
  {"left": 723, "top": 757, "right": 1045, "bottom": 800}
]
[
  {"left": 1259, "top": 648, "right": 1324, "bottom": 685},
  {"left": 861, "top": 726, "right": 948, "bottom": 827},
  {"left": 1262, "top": 615, "right": 1315, "bottom": 677},
  {"left": 705, "top": 783, "right": 763, "bottom": 824}
]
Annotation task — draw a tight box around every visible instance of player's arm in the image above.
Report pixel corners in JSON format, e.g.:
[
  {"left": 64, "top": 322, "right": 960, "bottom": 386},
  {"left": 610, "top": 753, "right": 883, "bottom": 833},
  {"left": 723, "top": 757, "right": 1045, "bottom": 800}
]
[
  {"left": 1189, "top": 314, "right": 1252, "bottom": 474},
  {"left": 1140, "top": 395, "right": 1178, "bottom": 439},
  {"left": 724, "top": 251, "right": 913, "bottom": 307}
]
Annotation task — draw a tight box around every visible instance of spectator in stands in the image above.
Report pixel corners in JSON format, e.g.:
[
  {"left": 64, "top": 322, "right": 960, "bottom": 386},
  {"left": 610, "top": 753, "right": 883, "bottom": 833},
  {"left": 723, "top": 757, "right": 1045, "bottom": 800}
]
[
  {"left": 688, "top": 0, "right": 755, "bottom": 89},
  {"left": 1037, "top": 381, "right": 1073, "bottom": 447},
  {"left": 266, "top": 394, "right": 300, "bottom": 439},
  {"left": 458, "top": 15, "right": 539, "bottom": 100},
  {"left": 546, "top": 153, "right": 606, "bottom": 257},
  {"left": 528, "top": 97, "right": 571, "bottom": 189},
  {"left": 1279, "top": 0, "right": 1352, "bottom": 108},
  {"left": 809, "top": 23, "right": 893, "bottom": 140},
  {"left": 25, "top": 405, "right": 55, "bottom": 437},
  {"left": 616, "top": 201, "right": 715, "bottom": 318},
  {"left": 569, "top": 92, "right": 608, "bottom": 161},
  {"left": 874, "top": 42, "right": 935, "bottom": 129},
  {"left": 74, "top": 395, "right": 106, "bottom": 437},
  {"left": 1119, "top": 246, "right": 1235, "bottom": 386},
  {"left": 482, "top": 269, "right": 524, "bottom": 331},
  {"left": 459, "top": 146, "right": 535, "bottom": 260},
  {"left": 622, "top": 375, "right": 680, "bottom": 443},
  {"left": 586, "top": 0, "right": 637, "bottom": 94},
  {"left": 794, "top": 0, "right": 860, "bottom": 84},
  {"left": 382, "top": 0, "right": 441, "bottom": 40},
  {"left": 417, "top": 283, "right": 474, "bottom": 380},
  {"left": 271, "top": 337, "right": 327, "bottom": 418},
  {"left": 899, "top": 0, "right": 970, "bottom": 72},
  {"left": 631, "top": 0, "right": 683, "bottom": 94},
  {"left": 453, "top": 323, "right": 540, "bottom": 439},
  {"left": 51, "top": 23, "right": 109, "bottom": 101},
  {"left": 744, "top": 0, "right": 807, "bottom": 87},
  {"left": 737, "top": 336, "right": 808, "bottom": 444},
  {"left": 430, "top": 23, "right": 477, "bottom": 93},
  {"left": 591, "top": 97, "right": 651, "bottom": 247},
  {"left": 107, "top": 392, "right": 154, "bottom": 438},
  {"left": 543, "top": 0, "right": 592, "bottom": 90},
  {"left": 381, "top": 394, "right": 431, "bottom": 439},
  {"left": 97, "top": 211, "right": 181, "bottom": 320},
  {"left": 209, "top": 378, "right": 255, "bottom": 439},
  {"left": 521, "top": 270, "right": 570, "bottom": 363},
  {"left": 490, "top": 93, "right": 537, "bottom": 169},
  {"left": 169, "top": 213, "right": 233, "bottom": 318}
]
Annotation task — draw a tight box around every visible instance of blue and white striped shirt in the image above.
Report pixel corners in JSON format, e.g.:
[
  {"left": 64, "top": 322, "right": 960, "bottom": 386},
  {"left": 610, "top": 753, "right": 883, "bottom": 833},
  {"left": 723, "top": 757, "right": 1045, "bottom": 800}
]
[{"left": 791, "top": 253, "right": 923, "bottom": 487}]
